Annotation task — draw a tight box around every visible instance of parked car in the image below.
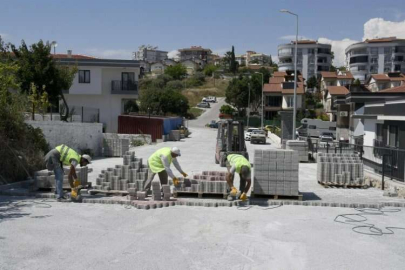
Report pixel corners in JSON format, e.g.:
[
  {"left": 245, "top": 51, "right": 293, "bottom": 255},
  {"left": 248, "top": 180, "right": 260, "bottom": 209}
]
[
  {"left": 244, "top": 128, "right": 259, "bottom": 141},
  {"left": 250, "top": 130, "right": 266, "bottom": 144},
  {"left": 202, "top": 96, "right": 217, "bottom": 103},
  {"left": 208, "top": 120, "right": 218, "bottom": 128},
  {"left": 319, "top": 132, "right": 334, "bottom": 147},
  {"left": 197, "top": 102, "right": 211, "bottom": 108}
]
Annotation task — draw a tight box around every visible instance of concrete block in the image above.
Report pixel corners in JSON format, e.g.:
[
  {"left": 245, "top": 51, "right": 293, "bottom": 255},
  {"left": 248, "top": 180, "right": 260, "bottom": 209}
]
[{"left": 137, "top": 191, "right": 146, "bottom": 200}]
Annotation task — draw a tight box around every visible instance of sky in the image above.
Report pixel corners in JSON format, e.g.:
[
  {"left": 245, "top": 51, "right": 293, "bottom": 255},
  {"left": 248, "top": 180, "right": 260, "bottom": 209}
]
[{"left": 1, "top": 0, "right": 405, "bottom": 67}]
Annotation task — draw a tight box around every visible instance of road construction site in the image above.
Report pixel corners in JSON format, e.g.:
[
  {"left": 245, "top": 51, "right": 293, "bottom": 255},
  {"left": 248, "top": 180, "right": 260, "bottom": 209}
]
[{"left": 1, "top": 98, "right": 405, "bottom": 270}]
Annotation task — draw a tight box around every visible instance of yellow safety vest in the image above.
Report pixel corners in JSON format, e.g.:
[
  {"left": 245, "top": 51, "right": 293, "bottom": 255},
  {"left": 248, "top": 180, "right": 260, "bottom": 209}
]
[
  {"left": 227, "top": 154, "right": 251, "bottom": 174},
  {"left": 55, "top": 144, "right": 81, "bottom": 166},
  {"left": 148, "top": 147, "right": 173, "bottom": 173}
]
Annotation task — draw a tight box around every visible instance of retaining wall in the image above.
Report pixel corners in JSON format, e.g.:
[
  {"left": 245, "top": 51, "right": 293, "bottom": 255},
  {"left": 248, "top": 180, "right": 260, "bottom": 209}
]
[{"left": 25, "top": 120, "right": 103, "bottom": 156}]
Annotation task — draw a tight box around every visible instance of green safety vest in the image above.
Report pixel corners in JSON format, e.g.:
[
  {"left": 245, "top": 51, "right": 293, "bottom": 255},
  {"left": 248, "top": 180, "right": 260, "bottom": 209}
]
[
  {"left": 55, "top": 144, "right": 81, "bottom": 166},
  {"left": 148, "top": 147, "right": 173, "bottom": 173},
  {"left": 227, "top": 154, "right": 251, "bottom": 174}
]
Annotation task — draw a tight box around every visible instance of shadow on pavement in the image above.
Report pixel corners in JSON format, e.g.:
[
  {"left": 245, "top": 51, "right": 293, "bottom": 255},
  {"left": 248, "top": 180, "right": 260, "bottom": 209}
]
[
  {"left": 301, "top": 192, "right": 322, "bottom": 201},
  {"left": 0, "top": 196, "right": 52, "bottom": 223}
]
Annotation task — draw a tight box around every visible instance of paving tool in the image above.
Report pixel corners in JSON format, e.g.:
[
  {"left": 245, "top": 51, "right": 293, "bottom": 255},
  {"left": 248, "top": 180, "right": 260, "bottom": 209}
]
[{"left": 70, "top": 179, "right": 83, "bottom": 202}]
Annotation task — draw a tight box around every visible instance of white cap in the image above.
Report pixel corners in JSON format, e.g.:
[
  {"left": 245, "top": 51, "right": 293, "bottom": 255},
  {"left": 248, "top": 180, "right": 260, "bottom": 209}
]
[
  {"left": 82, "top": 154, "right": 92, "bottom": 164},
  {"left": 171, "top": 147, "right": 181, "bottom": 156}
]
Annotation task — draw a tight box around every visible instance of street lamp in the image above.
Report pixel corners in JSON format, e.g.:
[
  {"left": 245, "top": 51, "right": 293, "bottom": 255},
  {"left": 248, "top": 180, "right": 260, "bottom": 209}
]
[
  {"left": 255, "top": 72, "right": 264, "bottom": 129},
  {"left": 280, "top": 9, "right": 298, "bottom": 140},
  {"left": 51, "top": 41, "right": 58, "bottom": 55}
]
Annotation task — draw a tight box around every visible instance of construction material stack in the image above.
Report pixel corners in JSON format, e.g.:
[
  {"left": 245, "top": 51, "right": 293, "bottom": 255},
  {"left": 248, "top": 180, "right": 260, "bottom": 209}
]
[
  {"left": 253, "top": 149, "right": 300, "bottom": 196},
  {"left": 173, "top": 171, "right": 228, "bottom": 197},
  {"left": 35, "top": 166, "right": 89, "bottom": 190},
  {"left": 94, "top": 151, "right": 149, "bottom": 192},
  {"left": 151, "top": 181, "right": 162, "bottom": 201},
  {"left": 103, "top": 138, "right": 130, "bottom": 157},
  {"left": 317, "top": 153, "right": 364, "bottom": 187},
  {"left": 286, "top": 140, "right": 309, "bottom": 162}
]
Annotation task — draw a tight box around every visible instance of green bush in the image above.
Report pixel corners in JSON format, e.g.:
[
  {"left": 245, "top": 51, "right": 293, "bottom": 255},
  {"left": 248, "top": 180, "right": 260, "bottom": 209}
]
[
  {"left": 166, "top": 80, "right": 184, "bottom": 91},
  {"left": 315, "top": 102, "right": 324, "bottom": 109},
  {"left": 220, "top": 104, "right": 235, "bottom": 115},
  {"left": 131, "top": 139, "right": 145, "bottom": 147}
]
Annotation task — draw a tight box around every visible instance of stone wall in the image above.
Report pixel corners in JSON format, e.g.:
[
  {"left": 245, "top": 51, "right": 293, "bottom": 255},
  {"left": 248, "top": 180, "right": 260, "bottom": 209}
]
[{"left": 26, "top": 121, "right": 103, "bottom": 156}]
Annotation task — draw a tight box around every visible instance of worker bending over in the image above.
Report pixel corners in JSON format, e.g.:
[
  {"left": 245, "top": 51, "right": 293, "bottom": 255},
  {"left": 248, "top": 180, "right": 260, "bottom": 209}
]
[
  {"left": 144, "top": 147, "right": 187, "bottom": 191},
  {"left": 226, "top": 154, "right": 251, "bottom": 201},
  {"left": 44, "top": 144, "right": 91, "bottom": 201}
]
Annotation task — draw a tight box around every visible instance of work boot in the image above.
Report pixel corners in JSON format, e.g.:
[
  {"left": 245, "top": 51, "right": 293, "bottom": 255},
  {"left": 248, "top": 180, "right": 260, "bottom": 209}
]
[{"left": 57, "top": 196, "right": 68, "bottom": 202}]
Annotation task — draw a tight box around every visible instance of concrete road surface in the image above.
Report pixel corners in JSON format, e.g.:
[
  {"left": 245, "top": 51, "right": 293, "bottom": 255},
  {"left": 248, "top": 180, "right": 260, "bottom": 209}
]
[{"left": 2, "top": 98, "right": 405, "bottom": 270}]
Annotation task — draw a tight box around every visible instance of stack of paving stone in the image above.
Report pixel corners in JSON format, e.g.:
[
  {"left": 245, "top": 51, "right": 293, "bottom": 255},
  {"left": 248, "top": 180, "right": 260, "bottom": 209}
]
[
  {"left": 169, "top": 130, "right": 181, "bottom": 141},
  {"left": 94, "top": 151, "right": 149, "bottom": 191},
  {"left": 162, "top": 185, "right": 171, "bottom": 201},
  {"left": 151, "top": 181, "right": 162, "bottom": 201},
  {"left": 173, "top": 171, "right": 228, "bottom": 194},
  {"left": 103, "top": 138, "right": 130, "bottom": 157},
  {"left": 35, "top": 166, "right": 89, "bottom": 189},
  {"left": 286, "top": 140, "right": 309, "bottom": 162},
  {"left": 317, "top": 153, "right": 364, "bottom": 186},
  {"left": 253, "top": 149, "right": 299, "bottom": 196}
]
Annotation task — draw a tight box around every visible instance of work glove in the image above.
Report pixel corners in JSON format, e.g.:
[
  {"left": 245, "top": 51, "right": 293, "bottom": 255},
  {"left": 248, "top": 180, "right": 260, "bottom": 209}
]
[
  {"left": 73, "top": 179, "right": 80, "bottom": 187},
  {"left": 240, "top": 192, "right": 248, "bottom": 201},
  {"left": 230, "top": 187, "right": 238, "bottom": 196},
  {"left": 182, "top": 173, "right": 188, "bottom": 177},
  {"left": 71, "top": 189, "right": 78, "bottom": 199},
  {"left": 173, "top": 177, "right": 180, "bottom": 186}
]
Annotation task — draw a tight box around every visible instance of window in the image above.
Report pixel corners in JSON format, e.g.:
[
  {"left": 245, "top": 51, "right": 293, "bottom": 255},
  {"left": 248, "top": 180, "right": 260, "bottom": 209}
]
[
  {"left": 122, "top": 72, "right": 135, "bottom": 90},
  {"left": 395, "top": 65, "right": 401, "bottom": 72},
  {"left": 329, "top": 127, "right": 336, "bottom": 131},
  {"left": 370, "top": 48, "right": 378, "bottom": 55},
  {"left": 384, "top": 47, "right": 392, "bottom": 54},
  {"left": 350, "top": 56, "right": 368, "bottom": 64},
  {"left": 376, "top": 124, "right": 383, "bottom": 142},
  {"left": 358, "top": 66, "right": 366, "bottom": 71},
  {"left": 285, "top": 96, "right": 294, "bottom": 108},
  {"left": 308, "top": 49, "right": 315, "bottom": 55},
  {"left": 267, "top": 96, "right": 282, "bottom": 107},
  {"left": 309, "top": 125, "right": 316, "bottom": 129},
  {"left": 79, "top": 70, "right": 90, "bottom": 83},
  {"left": 370, "top": 58, "right": 378, "bottom": 64},
  {"left": 388, "top": 125, "right": 399, "bottom": 147}
]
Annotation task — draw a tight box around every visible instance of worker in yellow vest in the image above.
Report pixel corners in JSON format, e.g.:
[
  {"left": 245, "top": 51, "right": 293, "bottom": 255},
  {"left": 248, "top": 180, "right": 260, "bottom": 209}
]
[
  {"left": 144, "top": 147, "right": 187, "bottom": 192},
  {"left": 226, "top": 154, "right": 251, "bottom": 201},
  {"left": 44, "top": 144, "right": 91, "bottom": 201}
]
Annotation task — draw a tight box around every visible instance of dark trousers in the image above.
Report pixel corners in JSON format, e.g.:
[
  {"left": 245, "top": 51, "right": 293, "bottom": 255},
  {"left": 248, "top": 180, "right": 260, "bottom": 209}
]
[{"left": 143, "top": 169, "right": 169, "bottom": 191}]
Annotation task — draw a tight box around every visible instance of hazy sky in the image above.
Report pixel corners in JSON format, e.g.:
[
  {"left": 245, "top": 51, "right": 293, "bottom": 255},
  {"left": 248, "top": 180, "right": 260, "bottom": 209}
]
[{"left": 1, "top": 0, "right": 405, "bottom": 66}]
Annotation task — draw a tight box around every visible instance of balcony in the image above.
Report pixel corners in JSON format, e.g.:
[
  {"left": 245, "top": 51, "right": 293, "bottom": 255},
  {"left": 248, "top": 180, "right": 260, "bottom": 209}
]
[{"left": 111, "top": 80, "right": 138, "bottom": 95}]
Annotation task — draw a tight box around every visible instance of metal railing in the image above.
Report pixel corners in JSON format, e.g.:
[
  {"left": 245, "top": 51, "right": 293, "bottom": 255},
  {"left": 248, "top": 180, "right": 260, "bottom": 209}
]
[
  {"left": 70, "top": 106, "right": 100, "bottom": 123},
  {"left": 111, "top": 80, "right": 138, "bottom": 94},
  {"left": 307, "top": 138, "right": 405, "bottom": 183}
]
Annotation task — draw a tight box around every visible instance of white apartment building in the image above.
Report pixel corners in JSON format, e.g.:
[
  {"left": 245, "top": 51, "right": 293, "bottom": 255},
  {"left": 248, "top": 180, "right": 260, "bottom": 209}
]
[
  {"left": 178, "top": 46, "right": 212, "bottom": 63},
  {"left": 133, "top": 45, "right": 168, "bottom": 63},
  {"left": 345, "top": 37, "right": 405, "bottom": 83},
  {"left": 278, "top": 40, "right": 332, "bottom": 80},
  {"left": 56, "top": 53, "right": 140, "bottom": 133}
]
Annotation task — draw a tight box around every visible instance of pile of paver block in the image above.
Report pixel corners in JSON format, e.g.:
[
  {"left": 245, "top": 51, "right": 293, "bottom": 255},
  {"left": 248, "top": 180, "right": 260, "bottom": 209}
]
[
  {"left": 173, "top": 171, "right": 228, "bottom": 194},
  {"left": 286, "top": 140, "right": 309, "bottom": 162},
  {"left": 103, "top": 138, "right": 130, "bottom": 157},
  {"left": 253, "top": 149, "right": 299, "bottom": 196},
  {"left": 94, "top": 151, "right": 149, "bottom": 191},
  {"left": 169, "top": 130, "right": 181, "bottom": 141},
  {"left": 35, "top": 166, "right": 89, "bottom": 189},
  {"left": 317, "top": 153, "right": 364, "bottom": 186}
]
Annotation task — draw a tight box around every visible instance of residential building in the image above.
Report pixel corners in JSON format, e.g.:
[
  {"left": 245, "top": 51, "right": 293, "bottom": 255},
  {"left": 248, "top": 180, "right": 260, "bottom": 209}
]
[
  {"left": 323, "top": 86, "right": 349, "bottom": 122},
  {"left": 320, "top": 71, "right": 354, "bottom": 92},
  {"left": 179, "top": 46, "right": 212, "bottom": 63},
  {"left": 345, "top": 37, "right": 405, "bottom": 83},
  {"left": 263, "top": 71, "right": 305, "bottom": 120},
  {"left": 365, "top": 72, "right": 405, "bottom": 92},
  {"left": 346, "top": 85, "right": 405, "bottom": 180},
  {"left": 150, "top": 62, "right": 167, "bottom": 75},
  {"left": 249, "top": 53, "right": 272, "bottom": 65},
  {"left": 133, "top": 45, "right": 168, "bottom": 63},
  {"left": 278, "top": 40, "right": 332, "bottom": 80},
  {"left": 56, "top": 52, "right": 140, "bottom": 133},
  {"left": 181, "top": 59, "right": 199, "bottom": 75},
  {"left": 236, "top": 55, "right": 246, "bottom": 66}
]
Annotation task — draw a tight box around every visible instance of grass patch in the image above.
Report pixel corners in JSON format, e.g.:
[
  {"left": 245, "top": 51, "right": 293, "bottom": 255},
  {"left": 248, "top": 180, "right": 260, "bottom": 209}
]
[
  {"left": 182, "top": 78, "right": 229, "bottom": 107},
  {"left": 188, "top": 107, "right": 204, "bottom": 119}
]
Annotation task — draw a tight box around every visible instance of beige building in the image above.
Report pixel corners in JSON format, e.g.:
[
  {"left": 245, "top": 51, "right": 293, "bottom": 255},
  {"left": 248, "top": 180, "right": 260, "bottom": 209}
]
[
  {"left": 181, "top": 59, "right": 199, "bottom": 75},
  {"left": 179, "top": 46, "right": 212, "bottom": 63},
  {"left": 365, "top": 73, "right": 405, "bottom": 92}
]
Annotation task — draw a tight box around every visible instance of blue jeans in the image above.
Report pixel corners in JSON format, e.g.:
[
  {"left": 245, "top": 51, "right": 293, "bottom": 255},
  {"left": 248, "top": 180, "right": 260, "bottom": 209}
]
[{"left": 54, "top": 166, "right": 64, "bottom": 199}]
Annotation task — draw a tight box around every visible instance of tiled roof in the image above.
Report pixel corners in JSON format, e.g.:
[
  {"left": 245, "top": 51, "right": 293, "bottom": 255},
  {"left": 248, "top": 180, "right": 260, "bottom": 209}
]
[
  {"left": 328, "top": 86, "right": 349, "bottom": 95},
  {"left": 321, "top": 71, "right": 354, "bottom": 79},
  {"left": 263, "top": 83, "right": 282, "bottom": 92},
  {"left": 365, "top": 37, "right": 405, "bottom": 43},
  {"left": 371, "top": 74, "right": 391, "bottom": 81},
  {"left": 273, "top": 71, "right": 287, "bottom": 77},
  {"left": 52, "top": 54, "right": 96, "bottom": 59},
  {"left": 292, "top": 40, "right": 317, "bottom": 44},
  {"left": 269, "top": 77, "right": 285, "bottom": 83},
  {"left": 380, "top": 84, "right": 405, "bottom": 93}
]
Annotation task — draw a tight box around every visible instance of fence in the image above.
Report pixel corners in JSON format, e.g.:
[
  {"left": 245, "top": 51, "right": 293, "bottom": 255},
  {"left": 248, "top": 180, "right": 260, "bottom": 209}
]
[{"left": 307, "top": 138, "right": 405, "bottom": 183}]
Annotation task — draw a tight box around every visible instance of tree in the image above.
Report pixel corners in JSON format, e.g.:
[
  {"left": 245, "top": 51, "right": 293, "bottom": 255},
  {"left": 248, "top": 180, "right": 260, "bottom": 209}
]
[
  {"left": 123, "top": 100, "right": 139, "bottom": 114},
  {"left": 11, "top": 40, "right": 77, "bottom": 121},
  {"left": 203, "top": 64, "right": 217, "bottom": 77},
  {"left": 222, "top": 51, "right": 232, "bottom": 70},
  {"left": 353, "top": 78, "right": 361, "bottom": 86},
  {"left": 164, "top": 64, "right": 187, "bottom": 80},
  {"left": 306, "top": 76, "right": 319, "bottom": 90},
  {"left": 230, "top": 46, "right": 237, "bottom": 74},
  {"left": 139, "top": 87, "right": 189, "bottom": 116},
  {"left": 225, "top": 77, "right": 249, "bottom": 115}
]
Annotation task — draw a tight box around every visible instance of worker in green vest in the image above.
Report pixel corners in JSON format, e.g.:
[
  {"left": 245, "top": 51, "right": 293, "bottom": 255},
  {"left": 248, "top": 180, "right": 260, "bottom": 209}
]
[
  {"left": 44, "top": 144, "right": 91, "bottom": 201},
  {"left": 144, "top": 147, "right": 187, "bottom": 192},
  {"left": 226, "top": 154, "right": 251, "bottom": 201}
]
